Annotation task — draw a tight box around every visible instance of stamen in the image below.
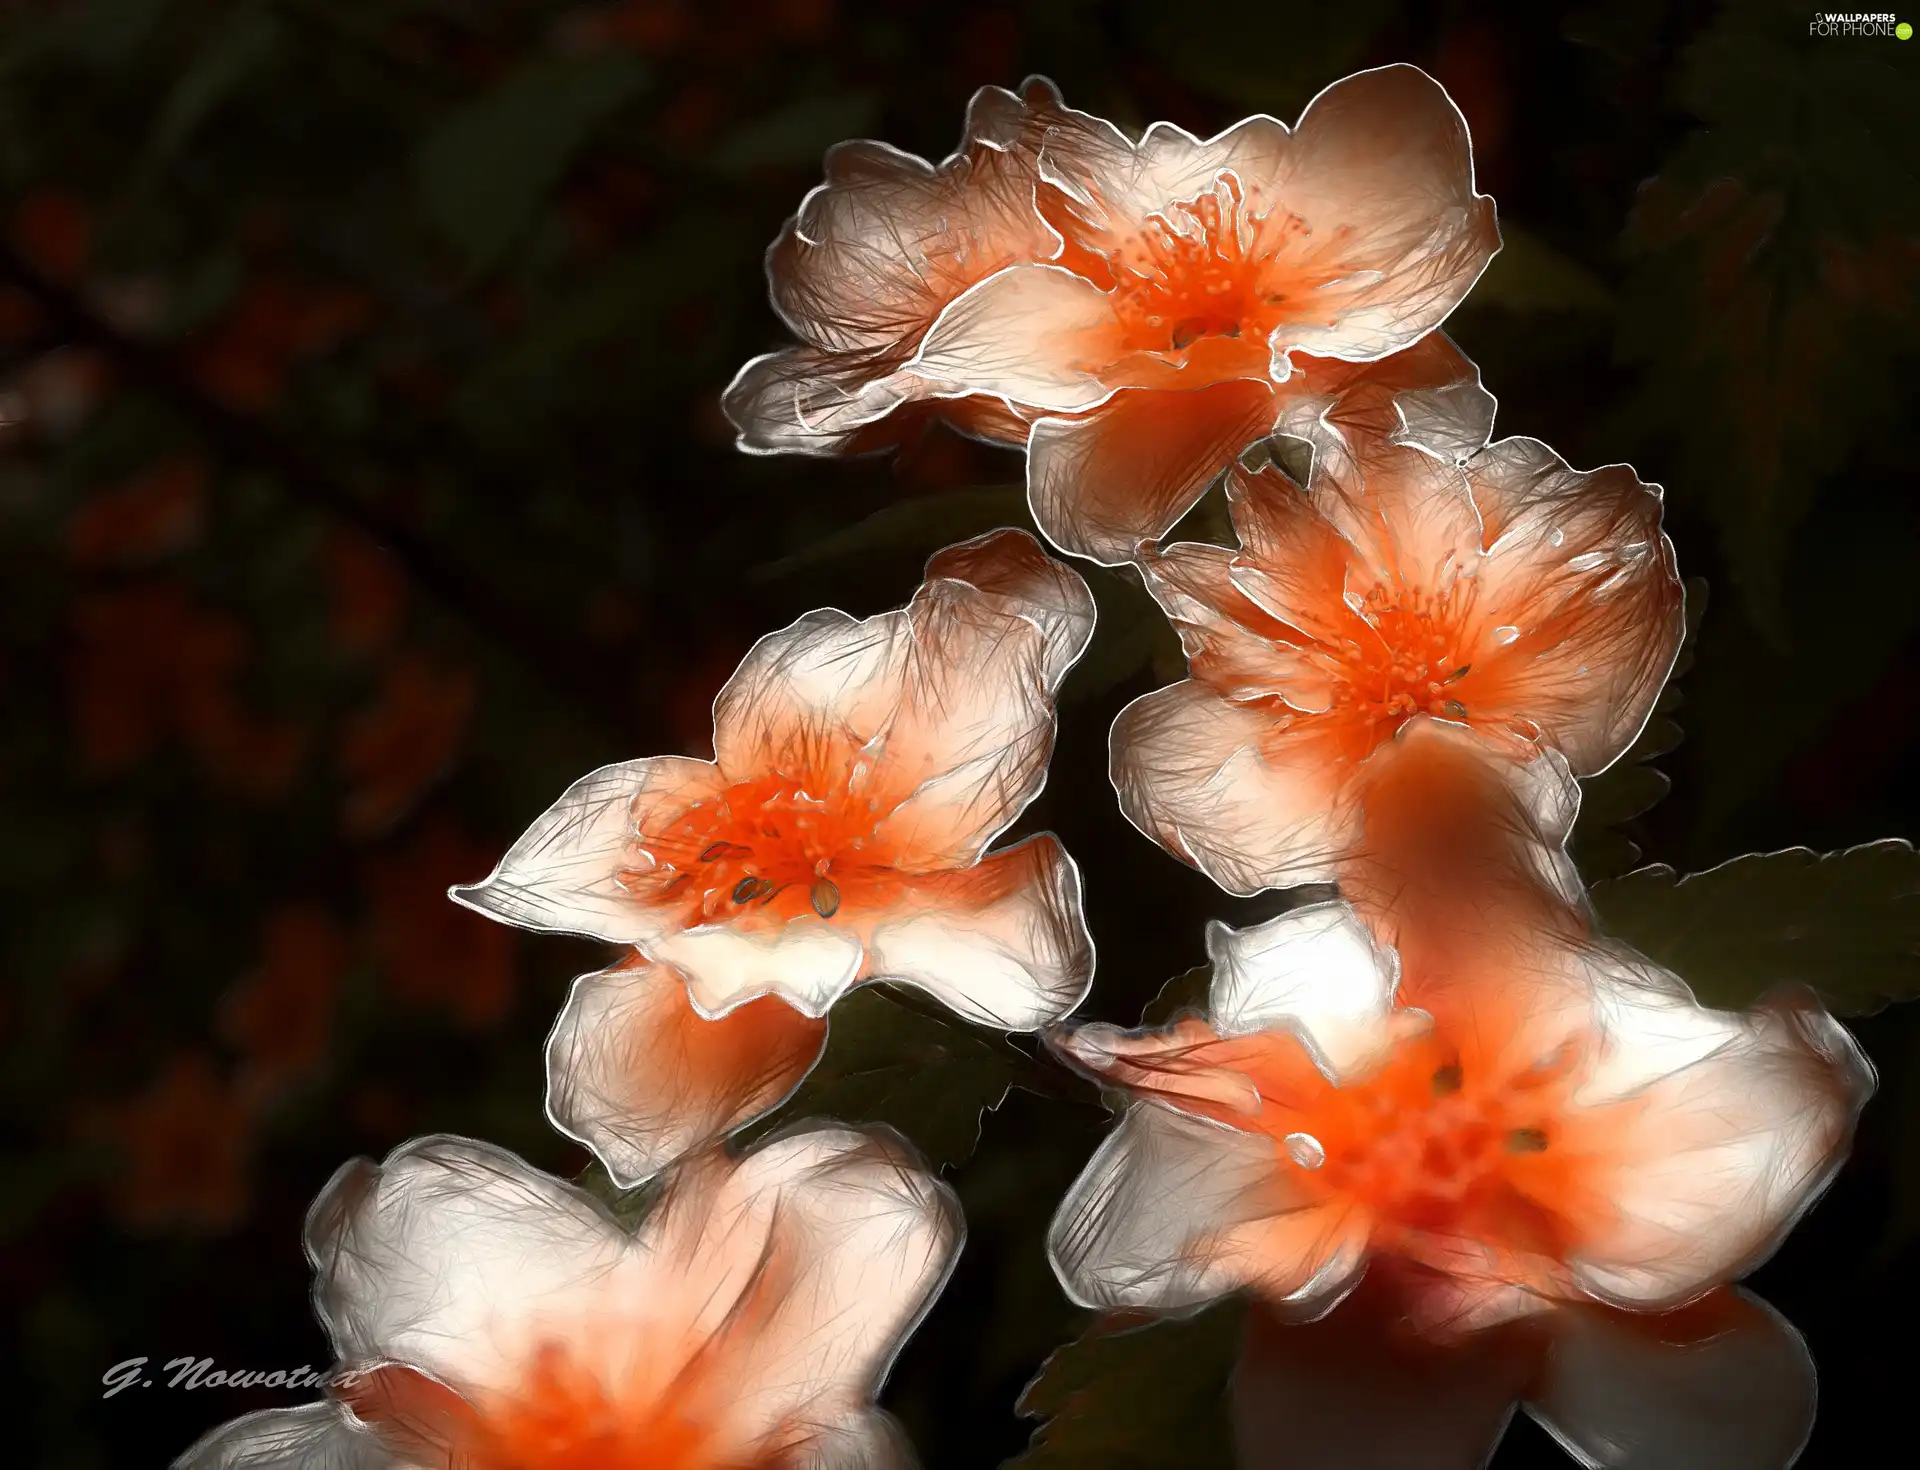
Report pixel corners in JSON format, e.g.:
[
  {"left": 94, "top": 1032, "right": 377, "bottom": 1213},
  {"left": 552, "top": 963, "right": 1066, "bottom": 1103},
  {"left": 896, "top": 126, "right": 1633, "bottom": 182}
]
[
  {"left": 1431, "top": 1063, "right": 1463, "bottom": 1096},
  {"left": 810, "top": 878, "right": 841, "bottom": 919},
  {"left": 1506, "top": 1127, "right": 1550, "bottom": 1153}
]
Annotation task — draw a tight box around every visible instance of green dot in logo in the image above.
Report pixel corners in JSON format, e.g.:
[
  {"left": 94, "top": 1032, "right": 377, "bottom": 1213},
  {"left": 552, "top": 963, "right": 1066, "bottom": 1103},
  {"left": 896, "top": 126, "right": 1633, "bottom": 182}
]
[{"left": 1900, "top": 19, "right": 1914, "bottom": 38}]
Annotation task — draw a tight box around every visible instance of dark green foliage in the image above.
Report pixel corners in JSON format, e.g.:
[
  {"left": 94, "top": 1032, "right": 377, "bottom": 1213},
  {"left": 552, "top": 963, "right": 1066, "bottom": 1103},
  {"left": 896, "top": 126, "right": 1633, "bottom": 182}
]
[
  {"left": 745, "top": 985, "right": 1030, "bottom": 1170},
  {"left": 1012, "top": 1300, "right": 1247, "bottom": 1469},
  {"left": 1592, "top": 841, "right": 1920, "bottom": 1015}
]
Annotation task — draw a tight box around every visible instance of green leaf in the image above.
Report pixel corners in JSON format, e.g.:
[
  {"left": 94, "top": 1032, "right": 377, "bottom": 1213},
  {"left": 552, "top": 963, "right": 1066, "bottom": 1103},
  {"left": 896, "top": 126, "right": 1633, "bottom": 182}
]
[
  {"left": 709, "top": 92, "right": 879, "bottom": 175},
  {"left": 1013, "top": 1299, "right": 1247, "bottom": 1469},
  {"left": 151, "top": 7, "right": 280, "bottom": 156},
  {"left": 416, "top": 53, "right": 647, "bottom": 270},
  {"left": 748, "top": 484, "right": 1030, "bottom": 583},
  {"left": 745, "top": 985, "right": 1021, "bottom": 1169},
  {"left": 1589, "top": 840, "right": 1920, "bottom": 1014}
]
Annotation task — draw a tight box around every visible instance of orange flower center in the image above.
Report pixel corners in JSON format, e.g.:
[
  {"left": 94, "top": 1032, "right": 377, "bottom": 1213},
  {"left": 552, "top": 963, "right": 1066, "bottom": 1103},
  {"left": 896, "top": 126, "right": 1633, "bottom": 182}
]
[
  {"left": 1323, "top": 582, "right": 1477, "bottom": 755},
  {"left": 468, "top": 1343, "right": 721, "bottom": 1470},
  {"left": 462, "top": 1341, "right": 783, "bottom": 1470},
  {"left": 1046, "top": 172, "right": 1357, "bottom": 356},
  {"left": 1225, "top": 1021, "right": 1595, "bottom": 1266},
  {"left": 624, "top": 771, "right": 906, "bottom": 924},
  {"left": 341, "top": 1341, "right": 786, "bottom": 1470}
]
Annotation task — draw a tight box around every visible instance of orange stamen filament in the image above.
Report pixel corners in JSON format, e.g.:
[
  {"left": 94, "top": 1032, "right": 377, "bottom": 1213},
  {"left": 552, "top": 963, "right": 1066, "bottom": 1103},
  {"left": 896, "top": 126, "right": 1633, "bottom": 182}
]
[
  {"left": 473, "top": 1342, "right": 726, "bottom": 1470},
  {"left": 1280, "top": 579, "right": 1480, "bottom": 760},
  {"left": 1235, "top": 1027, "right": 1589, "bottom": 1262},
  {"left": 621, "top": 771, "right": 904, "bottom": 924},
  {"left": 1068, "top": 172, "right": 1355, "bottom": 354}
]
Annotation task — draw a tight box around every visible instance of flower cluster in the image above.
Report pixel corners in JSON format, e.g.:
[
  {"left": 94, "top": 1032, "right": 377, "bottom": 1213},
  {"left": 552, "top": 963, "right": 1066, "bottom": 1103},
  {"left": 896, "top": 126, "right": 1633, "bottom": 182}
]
[{"left": 184, "top": 67, "right": 1873, "bottom": 1470}]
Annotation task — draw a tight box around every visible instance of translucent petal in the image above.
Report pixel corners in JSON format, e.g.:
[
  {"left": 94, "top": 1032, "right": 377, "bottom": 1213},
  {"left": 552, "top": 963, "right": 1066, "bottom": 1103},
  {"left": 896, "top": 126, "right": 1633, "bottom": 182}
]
[
  {"left": 544, "top": 956, "right": 827, "bottom": 1186},
  {"left": 1109, "top": 679, "right": 1355, "bottom": 894},
  {"left": 448, "top": 756, "right": 719, "bottom": 944},
  {"left": 1027, "top": 380, "right": 1278, "bottom": 565},
  {"left": 1526, "top": 1291, "right": 1817, "bottom": 1470},
  {"left": 1207, "top": 902, "right": 1400, "bottom": 1078},
  {"left": 1049, "top": 1103, "right": 1367, "bottom": 1313},
  {"left": 175, "top": 1404, "right": 404, "bottom": 1470},
  {"left": 865, "top": 833, "right": 1092, "bottom": 1030}
]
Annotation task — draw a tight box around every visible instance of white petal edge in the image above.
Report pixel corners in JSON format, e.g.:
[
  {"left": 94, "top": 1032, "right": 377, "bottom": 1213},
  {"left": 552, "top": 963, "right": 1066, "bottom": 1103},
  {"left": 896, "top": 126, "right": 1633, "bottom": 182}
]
[
  {"left": 865, "top": 833, "right": 1094, "bottom": 1031},
  {"left": 175, "top": 1403, "right": 405, "bottom": 1470},
  {"left": 1048, "top": 1103, "right": 1366, "bottom": 1316},
  {"left": 655, "top": 919, "right": 868, "bottom": 1020},
  {"left": 1206, "top": 902, "right": 1400, "bottom": 1080},
  {"left": 448, "top": 756, "right": 705, "bottom": 945}
]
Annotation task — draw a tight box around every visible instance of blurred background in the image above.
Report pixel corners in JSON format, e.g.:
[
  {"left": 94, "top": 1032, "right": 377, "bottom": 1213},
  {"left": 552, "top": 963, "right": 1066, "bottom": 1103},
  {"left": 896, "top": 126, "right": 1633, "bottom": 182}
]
[{"left": 3, "top": 0, "right": 1916, "bottom": 1465}]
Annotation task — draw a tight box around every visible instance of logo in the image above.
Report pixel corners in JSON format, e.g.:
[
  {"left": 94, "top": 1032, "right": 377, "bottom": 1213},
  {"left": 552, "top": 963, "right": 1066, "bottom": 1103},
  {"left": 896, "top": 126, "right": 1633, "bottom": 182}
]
[{"left": 1809, "top": 11, "right": 1911, "bottom": 34}]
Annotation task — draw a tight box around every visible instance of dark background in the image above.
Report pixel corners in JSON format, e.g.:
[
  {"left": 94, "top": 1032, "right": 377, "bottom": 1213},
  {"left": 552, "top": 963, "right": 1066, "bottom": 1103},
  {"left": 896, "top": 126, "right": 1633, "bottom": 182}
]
[{"left": 3, "top": 0, "right": 1916, "bottom": 1466}]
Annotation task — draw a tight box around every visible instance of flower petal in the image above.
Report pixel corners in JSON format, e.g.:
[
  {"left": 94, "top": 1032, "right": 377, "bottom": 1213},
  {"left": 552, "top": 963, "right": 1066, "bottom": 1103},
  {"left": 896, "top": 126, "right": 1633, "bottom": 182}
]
[
  {"left": 714, "top": 539, "right": 1087, "bottom": 870},
  {"left": 1273, "top": 331, "right": 1495, "bottom": 466},
  {"left": 1026, "top": 379, "right": 1279, "bottom": 565},
  {"left": 1266, "top": 65, "right": 1499, "bottom": 365},
  {"left": 880, "top": 264, "right": 1128, "bottom": 415},
  {"left": 1525, "top": 1290, "right": 1817, "bottom": 1470},
  {"left": 1206, "top": 903, "right": 1400, "bottom": 1078},
  {"left": 868, "top": 543, "right": 1079, "bottom": 867},
  {"left": 1218, "top": 460, "right": 1378, "bottom": 652},
  {"left": 1339, "top": 717, "right": 1589, "bottom": 961},
  {"left": 1295, "top": 436, "right": 1487, "bottom": 608},
  {"left": 864, "top": 833, "right": 1092, "bottom": 1030},
  {"left": 1567, "top": 955, "right": 1873, "bottom": 1309},
  {"left": 1139, "top": 541, "right": 1337, "bottom": 711},
  {"left": 712, "top": 608, "right": 909, "bottom": 783},
  {"left": 1231, "top": 1283, "right": 1532, "bottom": 1470},
  {"left": 723, "top": 344, "right": 909, "bottom": 455},
  {"left": 176, "top": 1403, "right": 402, "bottom": 1470},
  {"left": 922, "top": 527, "right": 1094, "bottom": 692},
  {"left": 448, "top": 756, "right": 720, "bottom": 943},
  {"left": 308, "top": 1135, "right": 630, "bottom": 1398},
  {"left": 1049, "top": 1016, "right": 1268, "bottom": 1120},
  {"left": 765, "top": 81, "right": 1065, "bottom": 359},
  {"left": 1049, "top": 1103, "right": 1367, "bottom": 1314},
  {"left": 1455, "top": 438, "right": 1684, "bottom": 774},
  {"left": 1110, "top": 679, "right": 1355, "bottom": 894},
  {"left": 310, "top": 1127, "right": 957, "bottom": 1457},
  {"left": 653, "top": 919, "right": 867, "bottom": 1020},
  {"left": 1038, "top": 109, "right": 1294, "bottom": 235},
  {"left": 697, "top": 1126, "right": 962, "bottom": 1445},
  {"left": 789, "top": 1411, "right": 918, "bottom": 1470},
  {"left": 544, "top": 956, "right": 829, "bottom": 1187}
]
